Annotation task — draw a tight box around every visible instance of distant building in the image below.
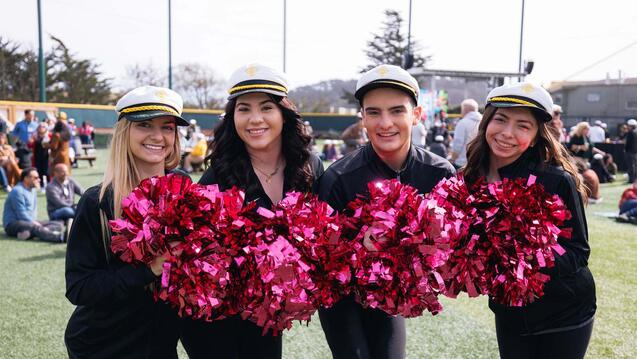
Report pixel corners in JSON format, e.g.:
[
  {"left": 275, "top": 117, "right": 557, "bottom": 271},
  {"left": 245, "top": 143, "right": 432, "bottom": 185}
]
[{"left": 549, "top": 78, "right": 637, "bottom": 135}]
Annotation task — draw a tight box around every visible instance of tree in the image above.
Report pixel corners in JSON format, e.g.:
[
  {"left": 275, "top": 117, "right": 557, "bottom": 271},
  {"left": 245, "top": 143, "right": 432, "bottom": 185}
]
[
  {"left": 46, "top": 36, "right": 112, "bottom": 104},
  {"left": 125, "top": 62, "right": 166, "bottom": 89},
  {"left": 0, "top": 37, "right": 42, "bottom": 101},
  {"left": 362, "top": 9, "right": 431, "bottom": 72},
  {"left": 289, "top": 79, "right": 358, "bottom": 113},
  {"left": 174, "top": 63, "right": 223, "bottom": 109}
]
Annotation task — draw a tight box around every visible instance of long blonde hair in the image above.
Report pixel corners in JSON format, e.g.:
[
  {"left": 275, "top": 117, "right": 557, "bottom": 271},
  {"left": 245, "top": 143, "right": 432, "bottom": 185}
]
[{"left": 99, "top": 119, "right": 181, "bottom": 219}]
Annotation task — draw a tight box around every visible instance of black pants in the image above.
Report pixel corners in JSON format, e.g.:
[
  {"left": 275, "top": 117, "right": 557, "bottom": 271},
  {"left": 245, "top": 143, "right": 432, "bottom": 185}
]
[
  {"left": 180, "top": 315, "right": 282, "bottom": 359},
  {"left": 496, "top": 317, "right": 594, "bottom": 359},
  {"left": 318, "top": 297, "right": 406, "bottom": 359},
  {"left": 5, "top": 220, "right": 63, "bottom": 242}
]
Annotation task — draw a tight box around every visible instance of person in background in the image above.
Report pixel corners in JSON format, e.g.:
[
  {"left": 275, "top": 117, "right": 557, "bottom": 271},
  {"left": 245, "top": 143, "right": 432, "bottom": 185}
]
[
  {"left": 14, "top": 140, "right": 32, "bottom": 169},
  {"left": 11, "top": 109, "right": 38, "bottom": 144},
  {"left": 46, "top": 163, "right": 83, "bottom": 221},
  {"left": 625, "top": 119, "right": 637, "bottom": 184},
  {"left": 568, "top": 122, "right": 594, "bottom": 160},
  {"left": 341, "top": 112, "right": 368, "bottom": 155},
  {"left": 617, "top": 178, "right": 637, "bottom": 223},
  {"left": 574, "top": 159, "right": 603, "bottom": 204},
  {"left": 28, "top": 122, "right": 50, "bottom": 188},
  {"left": 182, "top": 132, "right": 207, "bottom": 173},
  {"left": 450, "top": 98, "right": 481, "bottom": 168},
  {"left": 617, "top": 123, "right": 630, "bottom": 142},
  {"left": 78, "top": 121, "right": 94, "bottom": 145},
  {"left": 0, "top": 114, "right": 11, "bottom": 135},
  {"left": 49, "top": 114, "right": 72, "bottom": 175},
  {"left": 604, "top": 153, "right": 618, "bottom": 175},
  {"left": 411, "top": 115, "right": 427, "bottom": 148},
  {"left": 0, "top": 133, "right": 21, "bottom": 187},
  {"left": 3, "top": 167, "right": 64, "bottom": 242},
  {"left": 68, "top": 118, "right": 83, "bottom": 168},
  {"left": 463, "top": 82, "right": 595, "bottom": 359},
  {"left": 588, "top": 120, "right": 606, "bottom": 144},
  {"left": 429, "top": 134, "right": 448, "bottom": 159},
  {"left": 547, "top": 105, "right": 567, "bottom": 144},
  {"left": 590, "top": 153, "right": 614, "bottom": 183}
]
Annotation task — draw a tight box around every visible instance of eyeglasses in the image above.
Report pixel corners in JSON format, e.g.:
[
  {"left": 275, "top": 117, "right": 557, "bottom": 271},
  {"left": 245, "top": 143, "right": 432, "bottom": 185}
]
[{"left": 553, "top": 112, "right": 562, "bottom": 116}]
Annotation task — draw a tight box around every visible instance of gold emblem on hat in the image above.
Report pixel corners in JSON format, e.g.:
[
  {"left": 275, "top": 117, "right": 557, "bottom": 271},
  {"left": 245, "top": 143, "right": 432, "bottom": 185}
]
[
  {"left": 377, "top": 66, "right": 389, "bottom": 76},
  {"left": 155, "top": 89, "right": 169, "bottom": 99},
  {"left": 521, "top": 83, "right": 535, "bottom": 94},
  {"left": 245, "top": 65, "right": 258, "bottom": 77}
]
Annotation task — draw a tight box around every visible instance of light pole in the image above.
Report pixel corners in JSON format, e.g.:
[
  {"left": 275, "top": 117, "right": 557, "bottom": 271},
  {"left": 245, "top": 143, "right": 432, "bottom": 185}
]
[
  {"left": 283, "top": 0, "right": 287, "bottom": 72},
  {"left": 168, "top": 0, "right": 173, "bottom": 89},
  {"left": 403, "top": 0, "right": 414, "bottom": 69},
  {"left": 37, "top": 0, "right": 46, "bottom": 102},
  {"left": 518, "top": 0, "right": 525, "bottom": 81}
]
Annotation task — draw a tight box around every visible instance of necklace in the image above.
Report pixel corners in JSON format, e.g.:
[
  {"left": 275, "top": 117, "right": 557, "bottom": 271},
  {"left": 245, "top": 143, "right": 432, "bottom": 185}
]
[{"left": 253, "top": 160, "right": 281, "bottom": 184}]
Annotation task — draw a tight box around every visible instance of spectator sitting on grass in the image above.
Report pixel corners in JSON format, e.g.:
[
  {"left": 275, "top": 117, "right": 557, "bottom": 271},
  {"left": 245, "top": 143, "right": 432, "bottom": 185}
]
[
  {"left": 2, "top": 167, "right": 64, "bottom": 243},
  {"left": 46, "top": 163, "right": 83, "bottom": 221},
  {"left": 617, "top": 179, "right": 637, "bottom": 224}
]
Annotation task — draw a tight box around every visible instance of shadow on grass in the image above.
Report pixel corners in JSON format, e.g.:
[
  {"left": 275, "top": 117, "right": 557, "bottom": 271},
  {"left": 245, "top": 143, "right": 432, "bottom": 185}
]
[{"left": 18, "top": 249, "right": 67, "bottom": 262}]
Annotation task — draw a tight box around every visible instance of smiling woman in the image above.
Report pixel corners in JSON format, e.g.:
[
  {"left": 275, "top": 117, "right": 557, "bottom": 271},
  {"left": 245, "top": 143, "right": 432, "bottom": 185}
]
[
  {"left": 463, "top": 82, "right": 596, "bottom": 359},
  {"left": 64, "top": 86, "right": 190, "bottom": 359}
]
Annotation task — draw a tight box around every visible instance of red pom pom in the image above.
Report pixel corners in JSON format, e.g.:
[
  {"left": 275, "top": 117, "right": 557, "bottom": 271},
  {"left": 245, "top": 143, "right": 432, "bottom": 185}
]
[
  {"left": 238, "top": 192, "right": 343, "bottom": 334},
  {"left": 342, "top": 179, "right": 453, "bottom": 317}
]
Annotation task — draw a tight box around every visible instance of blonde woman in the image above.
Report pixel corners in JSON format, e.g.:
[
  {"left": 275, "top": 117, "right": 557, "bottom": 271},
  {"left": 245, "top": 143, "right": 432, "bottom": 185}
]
[{"left": 64, "top": 86, "right": 189, "bottom": 359}]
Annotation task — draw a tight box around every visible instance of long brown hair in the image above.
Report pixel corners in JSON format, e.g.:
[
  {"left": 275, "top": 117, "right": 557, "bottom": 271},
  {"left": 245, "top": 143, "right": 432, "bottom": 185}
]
[{"left": 463, "top": 106, "right": 588, "bottom": 201}]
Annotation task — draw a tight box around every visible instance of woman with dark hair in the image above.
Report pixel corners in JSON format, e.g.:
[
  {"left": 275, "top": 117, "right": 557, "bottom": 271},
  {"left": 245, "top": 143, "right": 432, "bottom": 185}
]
[
  {"left": 49, "top": 118, "right": 72, "bottom": 174},
  {"left": 463, "top": 83, "right": 596, "bottom": 359},
  {"left": 180, "top": 63, "right": 323, "bottom": 359}
]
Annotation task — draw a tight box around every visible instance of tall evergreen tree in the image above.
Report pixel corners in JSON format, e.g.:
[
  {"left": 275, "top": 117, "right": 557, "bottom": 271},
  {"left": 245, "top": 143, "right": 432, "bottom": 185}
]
[
  {"left": 0, "top": 37, "right": 41, "bottom": 101},
  {"left": 47, "top": 36, "right": 112, "bottom": 104},
  {"left": 362, "top": 9, "right": 431, "bottom": 72}
]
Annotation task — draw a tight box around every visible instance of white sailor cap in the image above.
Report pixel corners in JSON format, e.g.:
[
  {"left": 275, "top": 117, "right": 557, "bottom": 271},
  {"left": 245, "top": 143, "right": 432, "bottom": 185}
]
[
  {"left": 116, "top": 86, "right": 188, "bottom": 126},
  {"left": 486, "top": 82, "right": 554, "bottom": 122},
  {"left": 227, "top": 63, "right": 289, "bottom": 100},
  {"left": 355, "top": 64, "right": 419, "bottom": 105},
  {"left": 628, "top": 119, "right": 637, "bottom": 127}
]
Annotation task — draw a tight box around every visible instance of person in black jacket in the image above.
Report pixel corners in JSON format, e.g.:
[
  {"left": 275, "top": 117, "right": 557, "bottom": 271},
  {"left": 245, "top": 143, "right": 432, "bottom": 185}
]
[
  {"left": 64, "top": 86, "right": 190, "bottom": 359},
  {"left": 625, "top": 119, "right": 637, "bottom": 183},
  {"left": 317, "top": 64, "right": 455, "bottom": 359},
  {"left": 463, "top": 82, "right": 596, "bottom": 359},
  {"left": 179, "top": 63, "right": 323, "bottom": 359}
]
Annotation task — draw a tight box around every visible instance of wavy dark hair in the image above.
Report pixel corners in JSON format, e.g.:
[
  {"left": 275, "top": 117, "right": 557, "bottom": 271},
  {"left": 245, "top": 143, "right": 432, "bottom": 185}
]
[
  {"left": 463, "top": 106, "right": 588, "bottom": 202},
  {"left": 204, "top": 94, "right": 313, "bottom": 199}
]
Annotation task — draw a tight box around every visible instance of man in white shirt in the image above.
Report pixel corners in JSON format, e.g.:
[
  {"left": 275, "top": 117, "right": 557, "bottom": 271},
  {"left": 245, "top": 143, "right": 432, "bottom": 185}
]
[
  {"left": 450, "top": 98, "right": 481, "bottom": 168},
  {"left": 589, "top": 120, "right": 606, "bottom": 144},
  {"left": 411, "top": 116, "right": 427, "bottom": 148}
]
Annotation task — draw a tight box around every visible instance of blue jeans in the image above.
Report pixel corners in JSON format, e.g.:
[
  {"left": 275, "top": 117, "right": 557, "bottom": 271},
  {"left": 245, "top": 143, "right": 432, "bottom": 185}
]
[
  {"left": 620, "top": 199, "right": 637, "bottom": 217},
  {"left": 50, "top": 207, "right": 75, "bottom": 221},
  {"left": 0, "top": 167, "right": 8, "bottom": 187}
]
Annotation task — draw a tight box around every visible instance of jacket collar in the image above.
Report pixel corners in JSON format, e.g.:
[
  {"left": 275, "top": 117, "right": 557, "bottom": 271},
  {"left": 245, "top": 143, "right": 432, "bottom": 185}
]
[
  {"left": 365, "top": 142, "right": 416, "bottom": 178},
  {"left": 497, "top": 146, "right": 540, "bottom": 179}
]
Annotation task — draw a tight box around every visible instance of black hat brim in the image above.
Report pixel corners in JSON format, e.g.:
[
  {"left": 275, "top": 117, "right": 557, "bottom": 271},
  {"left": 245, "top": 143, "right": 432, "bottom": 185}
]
[
  {"left": 486, "top": 102, "right": 552, "bottom": 122},
  {"left": 119, "top": 110, "right": 189, "bottom": 126}
]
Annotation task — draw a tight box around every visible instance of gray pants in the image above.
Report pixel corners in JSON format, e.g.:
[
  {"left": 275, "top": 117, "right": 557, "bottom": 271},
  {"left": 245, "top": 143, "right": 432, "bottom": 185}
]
[
  {"left": 626, "top": 152, "right": 637, "bottom": 183},
  {"left": 5, "top": 220, "right": 63, "bottom": 243}
]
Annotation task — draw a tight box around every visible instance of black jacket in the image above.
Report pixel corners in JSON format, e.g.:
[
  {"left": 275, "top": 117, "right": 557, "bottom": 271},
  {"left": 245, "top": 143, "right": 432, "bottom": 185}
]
[
  {"left": 180, "top": 153, "right": 324, "bottom": 358},
  {"left": 318, "top": 143, "right": 455, "bottom": 211},
  {"left": 626, "top": 128, "right": 637, "bottom": 154},
  {"left": 65, "top": 183, "right": 182, "bottom": 359},
  {"left": 484, "top": 147, "right": 596, "bottom": 335}
]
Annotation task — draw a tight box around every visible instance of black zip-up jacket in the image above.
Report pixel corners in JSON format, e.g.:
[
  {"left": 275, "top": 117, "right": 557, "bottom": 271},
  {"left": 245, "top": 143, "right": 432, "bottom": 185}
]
[
  {"left": 318, "top": 143, "right": 455, "bottom": 212},
  {"left": 65, "top": 174, "right": 186, "bottom": 359},
  {"left": 180, "top": 154, "right": 324, "bottom": 358},
  {"left": 483, "top": 147, "right": 596, "bottom": 335}
]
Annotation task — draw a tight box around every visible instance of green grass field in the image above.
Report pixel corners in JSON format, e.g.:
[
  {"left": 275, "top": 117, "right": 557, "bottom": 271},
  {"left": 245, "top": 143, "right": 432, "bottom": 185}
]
[{"left": 1, "top": 149, "right": 636, "bottom": 358}]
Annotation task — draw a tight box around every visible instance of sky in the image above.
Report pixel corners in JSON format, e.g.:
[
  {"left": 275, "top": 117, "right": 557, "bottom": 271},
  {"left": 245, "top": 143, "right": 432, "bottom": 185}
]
[{"left": 2, "top": 0, "right": 637, "bottom": 92}]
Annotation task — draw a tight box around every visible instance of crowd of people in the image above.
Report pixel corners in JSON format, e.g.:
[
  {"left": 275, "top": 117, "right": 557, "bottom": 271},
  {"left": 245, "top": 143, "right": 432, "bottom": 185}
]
[
  {"left": 1, "top": 110, "right": 92, "bottom": 242},
  {"left": 6, "top": 61, "right": 637, "bottom": 358}
]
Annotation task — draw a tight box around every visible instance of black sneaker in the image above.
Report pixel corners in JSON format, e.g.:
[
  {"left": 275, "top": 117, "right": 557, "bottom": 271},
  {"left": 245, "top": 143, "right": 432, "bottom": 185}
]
[{"left": 617, "top": 214, "right": 631, "bottom": 223}]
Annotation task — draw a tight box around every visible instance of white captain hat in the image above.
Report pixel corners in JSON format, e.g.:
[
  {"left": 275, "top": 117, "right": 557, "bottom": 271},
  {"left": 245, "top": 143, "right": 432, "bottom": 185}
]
[
  {"left": 115, "top": 86, "right": 188, "bottom": 126},
  {"left": 355, "top": 64, "right": 420, "bottom": 105},
  {"left": 486, "top": 82, "right": 554, "bottom": 122},
  {"left": 227, "top": 63, "right": 289, "bottom": 100}
]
